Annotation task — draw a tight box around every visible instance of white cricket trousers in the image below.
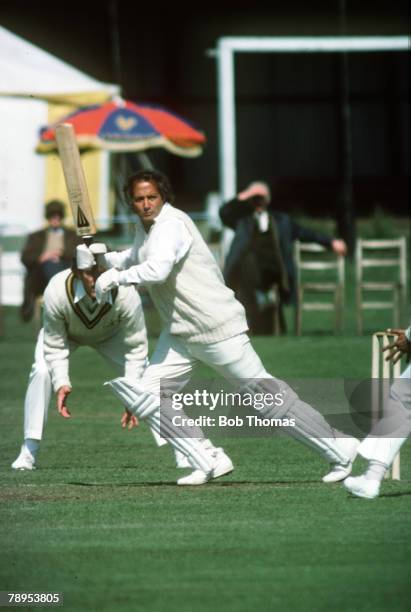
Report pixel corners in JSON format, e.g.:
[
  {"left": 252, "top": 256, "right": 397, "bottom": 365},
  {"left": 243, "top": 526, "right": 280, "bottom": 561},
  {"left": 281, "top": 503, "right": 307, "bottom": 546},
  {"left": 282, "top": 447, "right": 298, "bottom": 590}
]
[
  {"left": 358, "top": 363, "right": 411, "bottom": 466},
  {"left": 23, "top": 329, "right": 126, "bottom": 440},
  {"left": 138, "top": 331, "right": 352, "bottom": 465},
  {"left": 140, "top": 331, "right": 271, "bottom": 394}
]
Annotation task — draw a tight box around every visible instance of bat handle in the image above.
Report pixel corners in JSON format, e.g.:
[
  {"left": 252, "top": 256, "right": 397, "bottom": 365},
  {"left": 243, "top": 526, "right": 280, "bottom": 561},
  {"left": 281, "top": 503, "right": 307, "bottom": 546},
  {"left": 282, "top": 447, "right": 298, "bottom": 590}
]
[{"left": 83, "top": 235, "right": 94, "bottom": 247}]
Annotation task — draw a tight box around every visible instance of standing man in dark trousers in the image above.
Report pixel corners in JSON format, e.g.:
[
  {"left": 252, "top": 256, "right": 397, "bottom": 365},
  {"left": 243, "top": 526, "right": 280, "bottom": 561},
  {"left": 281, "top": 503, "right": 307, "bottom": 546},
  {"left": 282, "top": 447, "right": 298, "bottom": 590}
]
[
  {"left": 220, "top": 182, "right": 347, "bottom": 334},
  {"left": 20, "top": 200, "right": 81, "bottom": 322}
]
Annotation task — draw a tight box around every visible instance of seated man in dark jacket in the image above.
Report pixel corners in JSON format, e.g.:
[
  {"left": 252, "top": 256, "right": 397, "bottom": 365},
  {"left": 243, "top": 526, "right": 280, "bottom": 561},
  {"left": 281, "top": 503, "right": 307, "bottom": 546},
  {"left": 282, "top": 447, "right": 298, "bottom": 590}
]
[
  {"left": 219, "top": 181, "right": 346, "bottom": 334},
  {"left": 20, "top": 200, "right": 81, "bottom": 322}
]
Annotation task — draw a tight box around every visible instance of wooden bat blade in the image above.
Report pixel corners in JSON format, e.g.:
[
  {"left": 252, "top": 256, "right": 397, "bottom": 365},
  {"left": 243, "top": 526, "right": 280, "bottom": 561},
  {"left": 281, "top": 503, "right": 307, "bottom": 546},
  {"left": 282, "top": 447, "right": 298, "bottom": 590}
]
[{"left": 55, "top": 123, "right": 97, "bottom": 237}]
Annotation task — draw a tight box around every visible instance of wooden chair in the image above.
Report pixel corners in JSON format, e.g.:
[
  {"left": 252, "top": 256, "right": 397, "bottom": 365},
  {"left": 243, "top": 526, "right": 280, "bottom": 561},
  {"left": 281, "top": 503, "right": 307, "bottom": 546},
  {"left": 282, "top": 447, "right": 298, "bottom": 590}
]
[
  {"left": 294, "top": 241, "right": 345, "bottom": 336},
  {"left": 355, "top": 238, "right": 407, "bottom": 335}
]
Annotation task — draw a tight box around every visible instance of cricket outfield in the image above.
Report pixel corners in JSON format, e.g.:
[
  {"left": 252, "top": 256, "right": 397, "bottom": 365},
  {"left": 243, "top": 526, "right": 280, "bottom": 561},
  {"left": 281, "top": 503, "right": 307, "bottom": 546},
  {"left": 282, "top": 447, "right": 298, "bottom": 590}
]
[{"left": 0, "top": 307, "right": 410, "bottom": 611}]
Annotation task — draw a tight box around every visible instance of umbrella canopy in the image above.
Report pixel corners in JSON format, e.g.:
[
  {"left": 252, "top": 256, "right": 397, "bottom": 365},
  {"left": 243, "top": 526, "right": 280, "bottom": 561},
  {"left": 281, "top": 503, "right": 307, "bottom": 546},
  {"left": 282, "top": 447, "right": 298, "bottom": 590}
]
[{"left": 37, "top": 98, "right": 206, "bottom": 157}]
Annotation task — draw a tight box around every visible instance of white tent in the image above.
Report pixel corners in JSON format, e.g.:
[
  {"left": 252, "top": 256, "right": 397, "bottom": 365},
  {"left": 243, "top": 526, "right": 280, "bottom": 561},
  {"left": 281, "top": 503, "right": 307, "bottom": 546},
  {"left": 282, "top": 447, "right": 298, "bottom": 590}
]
[
  {"left": 0, "top": 25, "right": 119, "bottom": 234},
  {"left": 0, "top": 26, "right": 119, "bottom": 306}
]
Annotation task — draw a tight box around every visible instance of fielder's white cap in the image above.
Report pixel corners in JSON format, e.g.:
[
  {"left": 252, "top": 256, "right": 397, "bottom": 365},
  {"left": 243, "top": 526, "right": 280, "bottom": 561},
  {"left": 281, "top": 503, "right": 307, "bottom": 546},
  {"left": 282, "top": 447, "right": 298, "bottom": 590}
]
[{"left": 76, "top": 243, "right": 107, "bottom": 269}]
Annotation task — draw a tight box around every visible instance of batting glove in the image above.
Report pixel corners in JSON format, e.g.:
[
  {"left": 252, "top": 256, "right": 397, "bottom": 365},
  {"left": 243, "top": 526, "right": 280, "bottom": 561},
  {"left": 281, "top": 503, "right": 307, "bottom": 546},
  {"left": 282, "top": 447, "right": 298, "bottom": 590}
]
[
  {"left": 95, "top": 268, "right": 121, "bottom": 303},
  {"left": 89, "top": 242, "right": 108, "bottom": 267},
  {"left": 89, "top": 242, "right": 107, "bottom": 255}
]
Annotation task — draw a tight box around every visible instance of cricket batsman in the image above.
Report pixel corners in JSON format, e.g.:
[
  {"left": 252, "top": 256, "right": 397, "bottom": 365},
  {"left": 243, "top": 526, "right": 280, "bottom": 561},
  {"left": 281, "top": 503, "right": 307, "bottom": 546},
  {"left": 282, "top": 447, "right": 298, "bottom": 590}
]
[{"left": 91, "top": 169, "right": 359, "bottom": 485}]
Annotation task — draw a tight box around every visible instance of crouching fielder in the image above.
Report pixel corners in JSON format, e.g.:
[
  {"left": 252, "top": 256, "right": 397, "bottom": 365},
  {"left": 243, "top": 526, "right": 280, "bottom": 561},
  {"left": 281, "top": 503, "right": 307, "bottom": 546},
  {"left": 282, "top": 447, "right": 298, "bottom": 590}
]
[
  {"left": 344, "top": 325, "right": 411, "bottom": 499},
  {"left": 94, "top": 169, "right": 358, "bottom": 485},
  {"left": 12, "top": 244, "right": 148, "bottom": 470}
]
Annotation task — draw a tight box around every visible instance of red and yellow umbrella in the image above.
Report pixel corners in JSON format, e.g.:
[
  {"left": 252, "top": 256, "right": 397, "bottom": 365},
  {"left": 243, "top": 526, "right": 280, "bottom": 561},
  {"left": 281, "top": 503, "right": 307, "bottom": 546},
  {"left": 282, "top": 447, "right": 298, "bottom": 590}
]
[{"left": 37, "top": 98, "right": 206, "bottom": 157}]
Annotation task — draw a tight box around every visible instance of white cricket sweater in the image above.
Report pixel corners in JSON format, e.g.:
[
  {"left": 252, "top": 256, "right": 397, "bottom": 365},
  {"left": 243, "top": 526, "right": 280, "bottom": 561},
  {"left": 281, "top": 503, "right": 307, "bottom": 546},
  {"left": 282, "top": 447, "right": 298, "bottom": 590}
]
[
  {"left": 43, "top": 269, "right": 148, "bottom": 391},
  {"left": 106, "top": 204, "right": 248, "bottom": 343}
]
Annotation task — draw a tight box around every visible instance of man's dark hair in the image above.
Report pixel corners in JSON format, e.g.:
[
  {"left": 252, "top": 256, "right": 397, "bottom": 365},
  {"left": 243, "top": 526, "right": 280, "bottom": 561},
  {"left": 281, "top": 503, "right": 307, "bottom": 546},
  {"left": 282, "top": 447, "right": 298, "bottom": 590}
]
[
  {"left": 45, "top": 199, "right": 65, "bottom": 219},
  {"left": 124, "top": 169, "right": 174, "bottom": 204}
]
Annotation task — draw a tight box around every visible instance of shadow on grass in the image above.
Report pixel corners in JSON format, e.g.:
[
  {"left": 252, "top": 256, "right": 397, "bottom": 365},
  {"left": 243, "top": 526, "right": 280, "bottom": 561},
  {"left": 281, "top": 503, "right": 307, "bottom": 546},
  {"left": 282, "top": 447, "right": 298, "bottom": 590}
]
[
  {"left": 68, "top": 479, "right": 322, "bottom": 487},
  {"left": 379, "top": 490, "right": 411, "bottom": 498}
]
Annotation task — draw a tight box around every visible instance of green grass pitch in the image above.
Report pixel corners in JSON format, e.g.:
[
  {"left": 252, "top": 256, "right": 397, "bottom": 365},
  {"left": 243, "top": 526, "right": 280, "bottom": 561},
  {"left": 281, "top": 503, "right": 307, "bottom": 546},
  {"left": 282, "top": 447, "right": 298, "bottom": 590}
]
[{"left": 0, "top": 306, "right": 410, "bottom": 611}]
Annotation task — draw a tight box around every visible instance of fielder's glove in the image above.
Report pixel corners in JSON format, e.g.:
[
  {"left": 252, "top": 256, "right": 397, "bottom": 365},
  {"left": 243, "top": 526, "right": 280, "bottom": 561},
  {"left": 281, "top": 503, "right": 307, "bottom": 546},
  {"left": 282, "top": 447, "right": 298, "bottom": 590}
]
[{"left": 95, "top": 268, "right": 122, "bottom": 303}]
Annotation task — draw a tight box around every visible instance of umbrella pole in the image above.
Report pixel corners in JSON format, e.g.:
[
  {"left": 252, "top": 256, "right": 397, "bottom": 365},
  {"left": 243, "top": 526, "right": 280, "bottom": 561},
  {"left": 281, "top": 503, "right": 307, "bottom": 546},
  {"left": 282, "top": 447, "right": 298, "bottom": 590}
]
[
  {"left": 111, "top": 153, "right": 130, "bottom": 239},
  {"left": 136, "top": 152, "right": 153, "bottom": 169}
]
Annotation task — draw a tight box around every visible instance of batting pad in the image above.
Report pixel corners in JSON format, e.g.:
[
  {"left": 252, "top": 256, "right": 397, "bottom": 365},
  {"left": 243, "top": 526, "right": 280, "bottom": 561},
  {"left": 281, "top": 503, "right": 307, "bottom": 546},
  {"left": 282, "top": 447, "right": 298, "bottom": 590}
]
[
  {"left": 146, "top": 411, "right": 214, "bottom": 473},
  {"left": 241, "top": 379, "right": 351, "bottom": 464},
  {"left": 105, "top": 377, "right": 214, "bottom": 473},
  {"left": 240, "top": 378, "right": 298, "bottom": 420},
  {"left": 105, "top": 377, "right": 159, "bottom": 419},
  {"left": 287, "top": 400, "right": 351, "bottom": 464}
]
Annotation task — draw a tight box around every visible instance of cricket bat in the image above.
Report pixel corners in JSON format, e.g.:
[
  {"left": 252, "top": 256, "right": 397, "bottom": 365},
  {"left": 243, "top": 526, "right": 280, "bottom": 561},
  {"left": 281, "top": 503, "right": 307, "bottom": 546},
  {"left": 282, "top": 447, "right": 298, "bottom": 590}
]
[{"left": 55, "top": 123, "right": 97, "bottom": 245}]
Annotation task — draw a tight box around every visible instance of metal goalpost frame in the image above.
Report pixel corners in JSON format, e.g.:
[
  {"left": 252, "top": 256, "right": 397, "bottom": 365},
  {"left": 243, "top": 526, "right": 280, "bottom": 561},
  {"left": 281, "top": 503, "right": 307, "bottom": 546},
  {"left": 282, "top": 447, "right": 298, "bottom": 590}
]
[{"left": 215, "top": 36, "right": 410, "bottom": 204}]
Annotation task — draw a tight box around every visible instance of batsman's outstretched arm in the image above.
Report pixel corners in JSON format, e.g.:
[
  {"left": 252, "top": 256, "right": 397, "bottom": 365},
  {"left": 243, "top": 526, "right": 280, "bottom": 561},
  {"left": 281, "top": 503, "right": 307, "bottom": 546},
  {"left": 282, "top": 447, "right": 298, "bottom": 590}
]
[
  {"left": 100, "top": 246, "right": 135, "bottom": 271},
  {"left": 95, "top": 217, "right": 192, "bottom": 303}
]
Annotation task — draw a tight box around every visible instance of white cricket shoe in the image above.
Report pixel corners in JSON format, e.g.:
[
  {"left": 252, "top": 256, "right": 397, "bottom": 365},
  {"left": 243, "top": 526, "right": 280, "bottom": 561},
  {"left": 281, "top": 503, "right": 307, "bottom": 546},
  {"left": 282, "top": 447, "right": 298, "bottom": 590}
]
[
  {"left": 11, "top": 445, "right": 36, "bottom": 471},
  {"left": 177, "top": 448, "right": 234, "bottom": 486},
  {"left": 322, "top": 437, "right": 360, "bottom": 483},
  {"left": 211, "top": 447, "right": 234, "bottom": 478},
  {"left": 177, "top": 469, "right": 212, "bottom": 486},
  {"left": 343, "top": 475, "right": 380, "bottom": 499}
]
